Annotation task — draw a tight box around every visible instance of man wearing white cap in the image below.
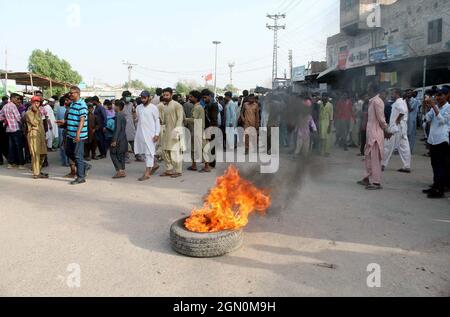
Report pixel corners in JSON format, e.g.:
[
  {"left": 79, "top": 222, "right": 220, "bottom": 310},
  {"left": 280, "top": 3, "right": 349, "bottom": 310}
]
[{"left": 134, "top": 91, "right": 161, "bottom": 181}]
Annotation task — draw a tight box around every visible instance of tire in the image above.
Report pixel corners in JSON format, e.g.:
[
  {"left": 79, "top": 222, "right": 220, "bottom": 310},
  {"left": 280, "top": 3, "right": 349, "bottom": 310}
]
[{"left": 170, "top": 218, "right": 244, "bottom": 258}]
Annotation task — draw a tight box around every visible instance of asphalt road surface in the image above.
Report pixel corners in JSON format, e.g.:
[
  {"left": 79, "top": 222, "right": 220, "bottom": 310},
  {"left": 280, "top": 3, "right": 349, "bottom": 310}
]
[{"left": 0, "top": 142, "right": 449, "bottom": 297}]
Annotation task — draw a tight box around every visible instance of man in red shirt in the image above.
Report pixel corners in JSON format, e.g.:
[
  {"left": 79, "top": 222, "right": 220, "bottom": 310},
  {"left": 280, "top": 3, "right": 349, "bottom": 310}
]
[{"left": 335, "top": 92, "right": 355, "bottom": 151}]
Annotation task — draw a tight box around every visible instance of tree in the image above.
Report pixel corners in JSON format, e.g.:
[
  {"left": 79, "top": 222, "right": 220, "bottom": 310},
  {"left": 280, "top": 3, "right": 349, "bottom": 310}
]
[
  {"left": 123, "top": 80, "right": 145, "bottom": 90},
  {"left": 123, "top": 80, "right": 156, "bottom": 95},
  {"left": 175, "top": 81, "right": 192, "bottom": 96},
  {"left": 224, "top": 84, "right": 239, "bottom": 94},
  {"left": 28, "top": 49, "right": 82, "bottom": 97}
]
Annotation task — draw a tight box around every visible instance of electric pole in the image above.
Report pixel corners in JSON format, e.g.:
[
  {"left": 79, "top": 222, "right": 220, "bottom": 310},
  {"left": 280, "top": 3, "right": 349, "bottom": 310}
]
[
  {"left": 3, "top": 47, "right": 8, "bottom": 95},
  {"left": 288, "top": 49, "right": 293, "bottom": 80},
  {"left": 266, "top": 13, "right": 286, "bottom": 88},
  {"left": 212, "top": 41, "right": 222, "bottom": 98},
  {"left": 122, "top": 60, "right": 137, "bottom": 89},
  {"left": 228, "top": 62, "right": 235, "bottom": 87}
]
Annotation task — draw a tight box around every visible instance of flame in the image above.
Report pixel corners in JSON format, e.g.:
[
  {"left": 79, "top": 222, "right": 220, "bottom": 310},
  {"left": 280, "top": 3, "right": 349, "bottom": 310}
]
[{"left": 185, "top": 165, "right": 271, "bottom": 233}]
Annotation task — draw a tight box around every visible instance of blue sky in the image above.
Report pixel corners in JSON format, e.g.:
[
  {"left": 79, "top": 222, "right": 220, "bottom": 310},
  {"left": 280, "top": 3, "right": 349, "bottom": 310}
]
[{"left": 0, "top": 0, "right": 339, "bottom": 89}]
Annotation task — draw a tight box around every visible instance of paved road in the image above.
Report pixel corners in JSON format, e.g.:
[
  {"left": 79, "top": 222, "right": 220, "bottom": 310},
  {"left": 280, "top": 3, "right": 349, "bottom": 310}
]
[{"left": 0, "top": 143, "right": 449, "bottom": 297}]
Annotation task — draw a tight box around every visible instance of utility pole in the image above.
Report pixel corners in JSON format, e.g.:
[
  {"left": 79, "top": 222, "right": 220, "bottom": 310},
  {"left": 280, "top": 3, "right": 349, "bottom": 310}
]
[
  {"left": 212, "top": 41, "right": 222, "bottom": 98},
  {"left": 228, "top": 62, "right": 235, "bottom": 87},
  {"left": 288, "top": 49, "right": 293, "bottom": 80},
  {"left": 122, "top": 60, "right": 137, "bottom": 89},
  {"left": 3, "top": 47, "right": 8, "bottom": 95},
  {"left": 266, "top": 13, "right": 286, "bottom": 88}
]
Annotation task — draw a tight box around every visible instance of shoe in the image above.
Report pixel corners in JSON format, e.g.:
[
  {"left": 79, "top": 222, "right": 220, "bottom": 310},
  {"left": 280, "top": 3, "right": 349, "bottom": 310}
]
[
  {"left": 86, "top": 164, "right": 92, "bottom": 177},
  {"left": 427, "top": 190, "right": 445, "bottom": 199},
  {"left": 366, "top": 184, "right": 383, "bottom": 190},
  {"left": 18, "top": 165, "right": 26, "bottom": 170},
  {"left": 70, "top": 178, "right": 86, "bottom": 185},
  {"left": 398, "top": 168, "right": 411, "bottom": 174},
  {"left": 7, "top": 164, "right": 17, "bottom": 169},
  {"left": 423, "top": 188, "right": 435, "bottom": 194},
  {"left": 357, "top": 179, "right": 370, "bottom": 187}
]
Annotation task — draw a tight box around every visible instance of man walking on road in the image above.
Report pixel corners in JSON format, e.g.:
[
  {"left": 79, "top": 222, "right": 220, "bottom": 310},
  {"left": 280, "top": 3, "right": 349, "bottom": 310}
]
[
  {"left": 358, "top": 84, "right": 393, "bottom": 190},
  {"left": 65, "top": 86, "right": 92, "bottom": 185},
  {"left": 160, "top": 88, "right": 184, "bottom": 178},
  {"left": 134, "top": 91, "right": 161, "bottom": 182},
  {"left": 382, "top": 88, "right": 412, "bottom": 173}
]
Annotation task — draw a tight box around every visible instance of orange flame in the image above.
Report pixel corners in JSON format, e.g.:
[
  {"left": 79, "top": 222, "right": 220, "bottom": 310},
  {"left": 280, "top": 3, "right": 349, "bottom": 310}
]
[{"left": 185, "top": 165, "right": 271, "bottom": 233}]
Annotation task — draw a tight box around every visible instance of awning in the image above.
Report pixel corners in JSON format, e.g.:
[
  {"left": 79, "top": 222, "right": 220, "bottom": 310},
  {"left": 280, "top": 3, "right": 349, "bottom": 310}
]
[
  {"left": 317, "top": 66, "right": 338, "bottom": 79},
  {"left": 0, "top": 72, "right": 74, "bottom": 89}
]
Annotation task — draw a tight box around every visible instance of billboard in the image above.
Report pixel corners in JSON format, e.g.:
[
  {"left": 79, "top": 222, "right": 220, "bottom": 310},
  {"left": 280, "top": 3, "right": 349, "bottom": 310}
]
[
  {"left": 292, "top": 66, "right": 306, "bottom": 82},
  {"left": 0, "top": 80, "right": 17, "bottom": 96},
  {"left": 369, "top": 46, "right": 388, "bottom": 63}
]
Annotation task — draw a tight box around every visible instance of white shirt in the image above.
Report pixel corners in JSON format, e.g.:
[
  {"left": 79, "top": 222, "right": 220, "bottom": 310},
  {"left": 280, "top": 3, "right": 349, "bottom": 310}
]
[
  {"left": 389, "top": 98, "right": 408, "bottom": 135},
  {"left": 426, "top": 102, "right": 450, "bottom": 145},
  {"left": 134, "top": 103, "right": 161, "bottom": 155}
]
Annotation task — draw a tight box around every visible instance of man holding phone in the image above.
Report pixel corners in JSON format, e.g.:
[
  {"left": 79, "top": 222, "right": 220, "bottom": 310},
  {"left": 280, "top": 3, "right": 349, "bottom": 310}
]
[{"left": 65, "top": 86, "right": 92, "bottom": 185}]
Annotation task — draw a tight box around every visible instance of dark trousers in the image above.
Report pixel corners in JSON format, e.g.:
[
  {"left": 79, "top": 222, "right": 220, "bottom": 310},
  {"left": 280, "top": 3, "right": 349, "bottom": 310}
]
[
  {"left": 0, "top": 126, "right": 8, "bottom": 163},
  {"left": 65, "top": 138, "right": 87, "bottom": 180},
  {"left": 430, "top": 142, "right": 449, "bottom": 193},
  {"left": 84, "top": 139, "right": 97, "bottom": 159},
  {"left": 7, "top": 131, "right": 25, "bottom": 166},
  {"left": 446, "top": 134, "right": 450, "bottom": 188},
  {"left": 111, "top": 148, "right": 126, "bottom": 171},
  {"left": 360, "top": 131, "right": 367, "bottom": 155},
  {"left": 95, "top": 129, "right": 107, "bottom": 156}
]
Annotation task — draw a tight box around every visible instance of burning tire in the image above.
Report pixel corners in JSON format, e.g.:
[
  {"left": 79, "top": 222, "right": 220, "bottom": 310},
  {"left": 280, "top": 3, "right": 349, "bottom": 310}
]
[{"left": 170, "top": 218, "right": 243, "bottom": 258}]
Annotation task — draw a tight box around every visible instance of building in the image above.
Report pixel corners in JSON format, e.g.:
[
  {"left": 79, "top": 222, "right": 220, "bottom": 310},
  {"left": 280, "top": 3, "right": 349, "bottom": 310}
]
[
  {"left": 320, "top": 0, "right": 450, "bottom": 93},
  {"left": 291, "top": 61, "right": 328, "bottom": 94}
]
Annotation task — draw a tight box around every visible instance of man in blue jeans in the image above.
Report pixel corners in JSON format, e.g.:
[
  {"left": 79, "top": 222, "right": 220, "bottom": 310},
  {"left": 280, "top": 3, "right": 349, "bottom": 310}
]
[{"left": 65, "top": 86, "right": 92, "bottom": 185}]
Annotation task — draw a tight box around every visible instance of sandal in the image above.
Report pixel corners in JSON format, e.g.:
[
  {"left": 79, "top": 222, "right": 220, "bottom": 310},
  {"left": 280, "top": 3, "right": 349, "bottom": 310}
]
[
  {"left": 151, "top": 165, "right": 160, "bottom": 175},
  {"left": 171, "top": 173, "right": 182, "bottom": 178},
  {"left": 187, "top": 166, "right": 198, "bottom": 171},
  {"left": 357, "top": 179, "right": 370, "bottom": 187},
  {"left": 138, "top": 175, "right": 151, "bottom": 182},
  {"left": 366, "top": 184, "right": 383, "bottom": 190},
  {"left": 160, "top": 172, "right": 175, "bottom": 177}
]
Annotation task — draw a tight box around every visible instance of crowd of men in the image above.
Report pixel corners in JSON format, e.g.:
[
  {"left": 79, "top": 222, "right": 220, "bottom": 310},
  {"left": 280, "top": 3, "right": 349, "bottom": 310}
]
[{"left": 0, "top": 83, "right": 449, "bottom": 198}]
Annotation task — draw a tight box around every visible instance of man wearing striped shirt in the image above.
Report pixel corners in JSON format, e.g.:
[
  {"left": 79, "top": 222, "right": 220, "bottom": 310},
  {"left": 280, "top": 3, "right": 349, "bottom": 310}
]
[{"left": 65, "top": 86, "right": 92, "bottom": 185}]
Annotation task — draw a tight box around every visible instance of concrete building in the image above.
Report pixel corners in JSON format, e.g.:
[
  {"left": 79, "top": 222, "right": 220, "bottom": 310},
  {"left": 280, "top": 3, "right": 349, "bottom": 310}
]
[{"left": 320, "top": 0, "right": 450, "bottom": 93}]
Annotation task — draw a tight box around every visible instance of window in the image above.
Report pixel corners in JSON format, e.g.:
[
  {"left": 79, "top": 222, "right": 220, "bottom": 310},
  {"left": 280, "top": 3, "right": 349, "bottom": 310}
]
[
  {"left": 428, "top": 19, "right": 442, "bottom": 44},
  {"left": 343, "top": 0, "right": 354, "bottom": 11}
]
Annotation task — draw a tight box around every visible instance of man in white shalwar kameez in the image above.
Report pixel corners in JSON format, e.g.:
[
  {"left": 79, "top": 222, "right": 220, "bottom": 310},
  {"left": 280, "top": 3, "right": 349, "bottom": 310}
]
[
  {"left": 44, "top": 99, "right": 58, "bottom": 149},
  {"left": 382, "top": 88, "right": 412, "bottom": 173},
  {"left": 134, "top": 91, "right": 161, "bottom": 181}
]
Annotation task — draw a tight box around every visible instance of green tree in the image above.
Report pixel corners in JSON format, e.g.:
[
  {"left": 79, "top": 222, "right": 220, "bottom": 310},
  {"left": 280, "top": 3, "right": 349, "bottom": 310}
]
[
  {"left": 123, "top": 79, "right": 146, "bottom": 90},
  {"left": 224, "top": 84, "right": 238, "bottom": 94},
  {"left": 175, "top": 81, "right": 194, "bottom": 96},
  {"left": 28, "top": 49, "right": 82, "bottom": 97}
]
